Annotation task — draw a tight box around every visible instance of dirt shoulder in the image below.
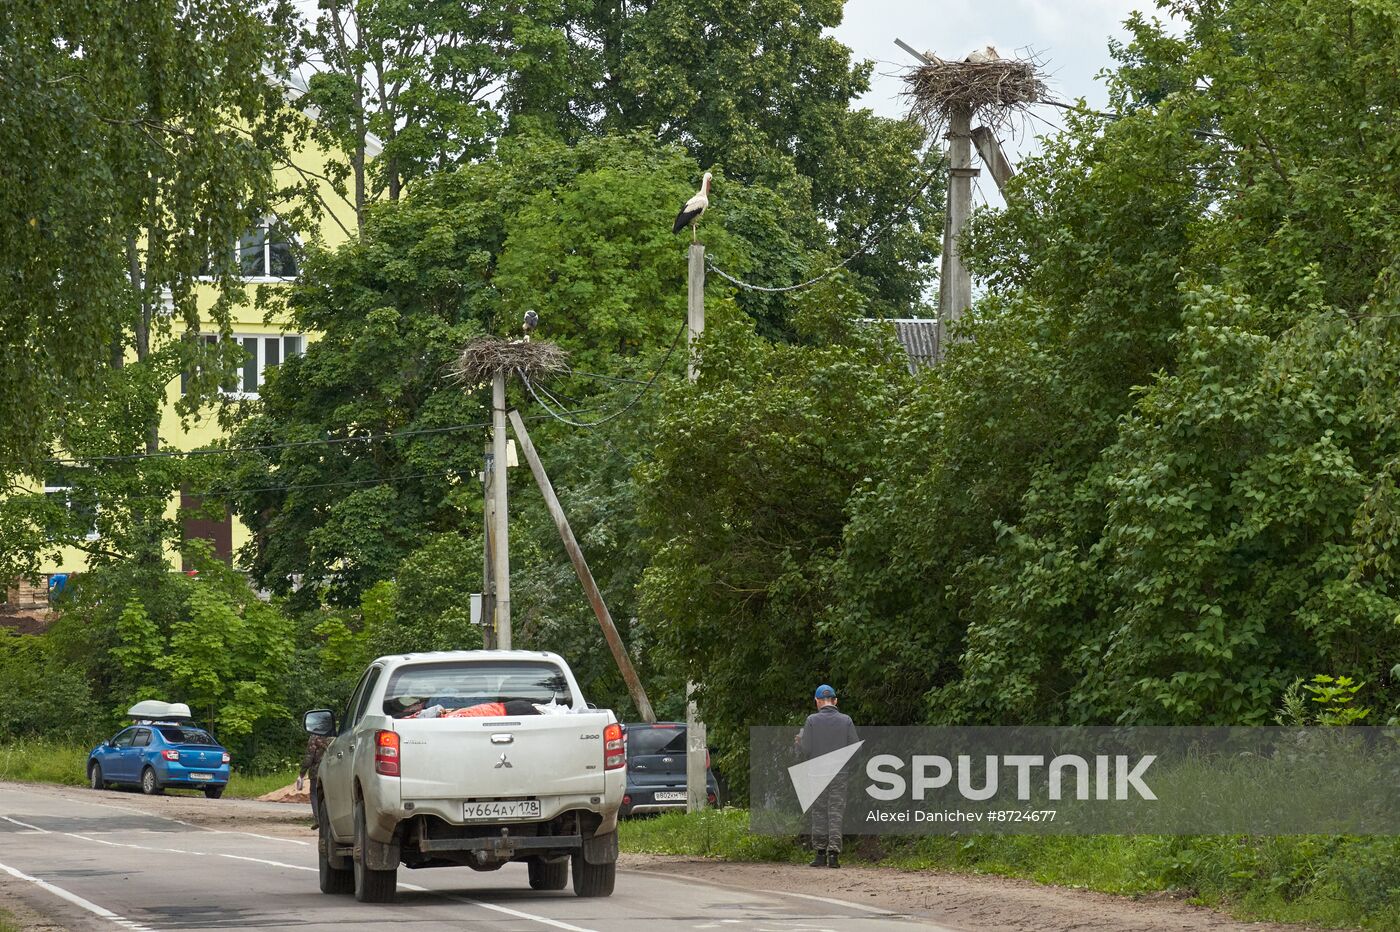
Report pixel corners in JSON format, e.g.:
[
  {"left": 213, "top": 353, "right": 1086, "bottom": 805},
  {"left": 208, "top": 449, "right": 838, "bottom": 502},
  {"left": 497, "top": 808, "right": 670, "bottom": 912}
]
[
  {"left": 620, "top": 854, "right": 1327, "bottom": 932},
  {"left": 0, "top": 884, "right": 69, "bottom": 932}
]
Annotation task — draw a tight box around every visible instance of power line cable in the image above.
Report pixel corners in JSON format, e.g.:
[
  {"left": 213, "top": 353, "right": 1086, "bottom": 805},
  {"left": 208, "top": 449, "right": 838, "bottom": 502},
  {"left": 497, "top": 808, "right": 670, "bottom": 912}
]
[
  {"left": 521, "top": 321, "right": 686, "bottom": 428},
  {"left": 198, "top": 467, "right": 478, "bottom": 498},
  {"left": 27, "top": 409, "right": 606, "bottom": 469},
  {"left": 705, "top": 164, "right": 942, "bottom": 294}
]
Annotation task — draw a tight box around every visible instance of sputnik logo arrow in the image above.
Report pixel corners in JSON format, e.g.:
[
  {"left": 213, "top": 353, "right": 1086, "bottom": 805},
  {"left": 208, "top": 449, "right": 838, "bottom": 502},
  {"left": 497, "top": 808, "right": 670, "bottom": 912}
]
[{"left": 787, "top": 741, "right": 865, "bottom": 813}]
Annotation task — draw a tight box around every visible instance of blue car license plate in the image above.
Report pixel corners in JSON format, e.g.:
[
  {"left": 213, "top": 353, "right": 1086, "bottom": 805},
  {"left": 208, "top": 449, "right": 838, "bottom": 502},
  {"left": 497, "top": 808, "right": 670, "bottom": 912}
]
[{"left": 189, "top": 772, "right": 213, "bottom": 781}]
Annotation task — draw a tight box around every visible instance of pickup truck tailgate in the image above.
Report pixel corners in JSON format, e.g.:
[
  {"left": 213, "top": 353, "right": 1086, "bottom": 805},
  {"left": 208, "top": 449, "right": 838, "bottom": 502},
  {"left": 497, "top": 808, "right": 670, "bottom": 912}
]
[{"left": 395, "top": 712, "right": 614, "bottom": 800}]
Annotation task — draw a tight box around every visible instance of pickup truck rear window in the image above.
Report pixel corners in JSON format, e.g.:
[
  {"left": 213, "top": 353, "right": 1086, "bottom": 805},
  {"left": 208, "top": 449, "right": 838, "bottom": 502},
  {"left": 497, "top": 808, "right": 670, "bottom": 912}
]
[{"left": 382, "top": 661, "right": 573, "bottom": 718}]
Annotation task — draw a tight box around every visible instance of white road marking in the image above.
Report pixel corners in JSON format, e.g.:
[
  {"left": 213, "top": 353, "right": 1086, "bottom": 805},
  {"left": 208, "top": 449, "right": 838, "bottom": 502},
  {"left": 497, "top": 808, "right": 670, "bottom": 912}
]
[
  {"left": 399, "top": 882, "right": 602, "bottom": 932},
  {"left": 59, "top": 829, "right": 598, "bottom": 932},
  {"left": 0, "top": 815, "right": 49, "bottom": 833},
  {"left": 205, "top": 828, "right": 312, "bottom": 846},
  {"left": 0, "top": 858, "right": 155, "bottom": 931}
]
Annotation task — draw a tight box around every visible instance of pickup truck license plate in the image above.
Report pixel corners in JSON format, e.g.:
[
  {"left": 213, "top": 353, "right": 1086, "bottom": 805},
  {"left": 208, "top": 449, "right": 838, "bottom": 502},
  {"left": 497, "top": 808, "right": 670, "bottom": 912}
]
[
  {"left": 463, "top": 800, "right": 541, "bottom": 821},
  {"left": 654, "top": 791, "right": 686, "bottom": 801},
  {"left": 189, "top": 773, "right": 213, "bottom": 781}
]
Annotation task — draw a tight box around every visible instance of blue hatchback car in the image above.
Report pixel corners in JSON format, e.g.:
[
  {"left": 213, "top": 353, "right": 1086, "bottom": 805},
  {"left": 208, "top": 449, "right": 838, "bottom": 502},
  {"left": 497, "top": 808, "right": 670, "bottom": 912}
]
[{"left": 87, "top": 722, "right": 231, "bottom": 798}]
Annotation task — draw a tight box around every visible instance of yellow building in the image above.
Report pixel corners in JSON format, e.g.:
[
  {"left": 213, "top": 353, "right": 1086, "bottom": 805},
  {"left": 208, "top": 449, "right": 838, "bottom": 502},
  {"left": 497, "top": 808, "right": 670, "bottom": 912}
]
[{"left": 36, "top": 95, "right": 375, "bottom": 581}]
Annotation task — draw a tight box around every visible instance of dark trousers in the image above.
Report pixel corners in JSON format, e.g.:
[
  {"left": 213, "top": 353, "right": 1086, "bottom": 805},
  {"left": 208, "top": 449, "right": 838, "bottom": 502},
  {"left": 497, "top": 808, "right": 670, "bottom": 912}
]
[{"left": 808, "top": 775, "right": 847, "bottom": 852}]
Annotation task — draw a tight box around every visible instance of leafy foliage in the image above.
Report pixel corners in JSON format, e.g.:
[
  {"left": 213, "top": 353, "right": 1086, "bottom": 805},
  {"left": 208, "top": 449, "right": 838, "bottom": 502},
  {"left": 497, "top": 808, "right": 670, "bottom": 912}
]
[
  {"left": 0, "top": 0, "right": 304, "bottom": 471},
  {"left": 637, "top": 298, "right": 913, "bottom": 770}
]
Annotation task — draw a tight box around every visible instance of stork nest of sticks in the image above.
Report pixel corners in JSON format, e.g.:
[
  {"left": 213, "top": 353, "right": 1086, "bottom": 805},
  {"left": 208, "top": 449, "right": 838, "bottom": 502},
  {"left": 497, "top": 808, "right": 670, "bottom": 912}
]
[
  {"left": 903, "top": 55, "right": 1046, "bottom": 130},
  {"left": 453, "top": 336, "right": 569, "bottom": 385}
]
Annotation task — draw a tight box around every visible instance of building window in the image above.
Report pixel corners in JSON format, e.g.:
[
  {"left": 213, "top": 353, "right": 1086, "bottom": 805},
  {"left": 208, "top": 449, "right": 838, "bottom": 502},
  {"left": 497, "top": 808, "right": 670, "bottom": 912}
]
[
  {"left": 44, "top": 473, "right": 99, "bottom": 541},
  {"left": 239, "top": 220, "right": 298, "bottom": 278},
  {"left": 181, "top": 333, "right": 304, "bottom": 397},
  {"left": 201, "top": 218, "right": 299, "bottom": 280}
]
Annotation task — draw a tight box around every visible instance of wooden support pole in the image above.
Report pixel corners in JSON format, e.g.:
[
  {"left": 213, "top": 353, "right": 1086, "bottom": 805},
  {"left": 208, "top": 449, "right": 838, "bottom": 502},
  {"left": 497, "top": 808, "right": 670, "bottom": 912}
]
[
  {"left": 970, "top": 126, "right": 1016, "bottom": 194},
  {"left": 491, "top": 371, "right": 511, "bottom": 649},
  {"left": 507, "top": 409, "right": 656, "bottom": 723},
  {"left": 938, "top": 104, "right": 976, "bottom": 355}
]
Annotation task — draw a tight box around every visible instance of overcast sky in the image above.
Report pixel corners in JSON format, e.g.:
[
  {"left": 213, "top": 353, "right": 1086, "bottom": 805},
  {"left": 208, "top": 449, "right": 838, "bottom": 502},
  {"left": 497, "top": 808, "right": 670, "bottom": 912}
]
[{"left": 831, "top": 0, "right": 1162, "bottom": 206}]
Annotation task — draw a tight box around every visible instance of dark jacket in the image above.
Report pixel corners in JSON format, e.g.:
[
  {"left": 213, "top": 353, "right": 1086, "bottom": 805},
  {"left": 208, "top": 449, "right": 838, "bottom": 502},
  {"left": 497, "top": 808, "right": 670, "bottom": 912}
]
[
  {"left": 798, "top": 705, "right": 858, "bottom": 760},
  {"left": 300, "top": 734, "right": 332, "bottom": 778}
]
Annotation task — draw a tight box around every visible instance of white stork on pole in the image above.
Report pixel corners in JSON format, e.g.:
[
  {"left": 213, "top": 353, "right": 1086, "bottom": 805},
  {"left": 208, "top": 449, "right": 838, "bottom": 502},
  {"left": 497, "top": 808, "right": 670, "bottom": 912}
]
[{"left": 672, "top": 172, "right": 712, "bottom": 242}]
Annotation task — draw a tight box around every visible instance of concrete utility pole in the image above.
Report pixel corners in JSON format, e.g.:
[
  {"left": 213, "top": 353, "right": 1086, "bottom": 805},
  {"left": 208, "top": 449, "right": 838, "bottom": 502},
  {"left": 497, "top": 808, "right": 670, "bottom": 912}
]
[
  {"left": 507, "top": 410, "right": 656, "bottom": 722},
  {"left": 491, "top": 371, "right": 512, "bottom": 649},
  {"left": 686, "top": 241, "right": 709, "bottom": 813},
  {"left": 687, "top": 243, "right": 705, "bottom": 382},
  {"left": 938, "top": 103, "right": 975, "bottom": 342},
  {"left": 481, "top": 444, "right": 497, "bottom": 649}
]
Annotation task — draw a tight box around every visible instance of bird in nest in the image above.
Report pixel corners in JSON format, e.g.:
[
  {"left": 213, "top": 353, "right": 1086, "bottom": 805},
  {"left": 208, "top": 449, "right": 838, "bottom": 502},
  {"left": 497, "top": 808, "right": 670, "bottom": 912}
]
[
  {"left": 672, "top": 172, "right": 712, "bottom": 243},
  {"left": 523, "top": 309, "right": 539, "bottom": 338}
]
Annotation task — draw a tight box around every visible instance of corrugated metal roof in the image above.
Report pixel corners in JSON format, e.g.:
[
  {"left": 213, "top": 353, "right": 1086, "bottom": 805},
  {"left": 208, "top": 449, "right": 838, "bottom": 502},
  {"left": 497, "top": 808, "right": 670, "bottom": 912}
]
[{"left": 858, "top": 318, "right": 941, "bottom": 374}]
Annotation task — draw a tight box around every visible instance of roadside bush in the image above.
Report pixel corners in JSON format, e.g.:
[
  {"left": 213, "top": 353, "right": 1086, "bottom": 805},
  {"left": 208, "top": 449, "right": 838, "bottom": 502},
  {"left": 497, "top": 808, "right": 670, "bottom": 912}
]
[{"left": 0, "top": 628, "right": 99, "bottom": 742}]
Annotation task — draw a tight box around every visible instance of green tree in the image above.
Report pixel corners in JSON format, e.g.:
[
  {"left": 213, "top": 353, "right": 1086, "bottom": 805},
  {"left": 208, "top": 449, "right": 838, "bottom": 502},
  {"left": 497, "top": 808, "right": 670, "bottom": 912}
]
[
  {"left": 833, "top": 0, "right": 1400, "bottom": 727},
  {"left": 221, "top": 133, "right": 772, "bottom": 614},
  {"left": 297, "top": 0, "right": 536, "bottom": 227},
  {"left": 636, "top": 297, "right": 913, "bottom": 767},
  {"left": 0, "top": 0, "right": 304, "bottom": 473},
  {"left": 52, "top": 542, "right": 296, "bottom": 743}
]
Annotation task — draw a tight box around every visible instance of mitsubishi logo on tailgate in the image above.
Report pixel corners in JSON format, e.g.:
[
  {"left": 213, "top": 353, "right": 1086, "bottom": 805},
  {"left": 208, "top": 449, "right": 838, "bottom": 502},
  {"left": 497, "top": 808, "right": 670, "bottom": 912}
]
[{"left": 494, "top": 752, "right": 512, "bottom": 769}]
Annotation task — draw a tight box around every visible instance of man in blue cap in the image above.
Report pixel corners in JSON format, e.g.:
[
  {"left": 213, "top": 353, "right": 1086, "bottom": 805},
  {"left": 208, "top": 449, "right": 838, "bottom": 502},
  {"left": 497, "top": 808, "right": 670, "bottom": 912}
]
[{"left": 796, "top": 683, "right": 858, "bottom": 867}]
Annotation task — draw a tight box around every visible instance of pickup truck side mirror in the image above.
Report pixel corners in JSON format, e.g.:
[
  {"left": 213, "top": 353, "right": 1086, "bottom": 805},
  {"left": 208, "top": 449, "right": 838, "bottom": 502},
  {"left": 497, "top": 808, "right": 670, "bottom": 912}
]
[{"left": 304, "top": 709, "right": 336, "bottom": 737}]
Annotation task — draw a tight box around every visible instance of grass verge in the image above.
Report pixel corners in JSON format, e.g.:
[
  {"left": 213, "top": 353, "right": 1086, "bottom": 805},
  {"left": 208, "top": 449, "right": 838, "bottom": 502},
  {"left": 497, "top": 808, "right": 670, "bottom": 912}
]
[
  {"left": 0, "top": 909, "right": 20, "bottom": 932},
  {"left": 0, "top": 741, "right": 296, "bottom": 801},
  {"left": 619, "top": 809, "right": 1400, "bottom": 929}
]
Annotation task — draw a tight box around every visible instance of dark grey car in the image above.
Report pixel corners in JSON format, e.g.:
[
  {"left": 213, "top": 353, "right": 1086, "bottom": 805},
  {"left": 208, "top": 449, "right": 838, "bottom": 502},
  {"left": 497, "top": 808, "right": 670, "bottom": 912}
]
[{"left": 620, "top": 722, "right": 721, "bottom": 817}]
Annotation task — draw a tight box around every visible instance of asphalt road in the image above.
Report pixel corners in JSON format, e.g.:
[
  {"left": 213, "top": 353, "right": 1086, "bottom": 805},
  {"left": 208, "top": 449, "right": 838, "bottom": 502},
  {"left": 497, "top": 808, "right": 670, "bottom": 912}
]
[{"left": 0, "top": 783, "right": 949, "bottom": 932}]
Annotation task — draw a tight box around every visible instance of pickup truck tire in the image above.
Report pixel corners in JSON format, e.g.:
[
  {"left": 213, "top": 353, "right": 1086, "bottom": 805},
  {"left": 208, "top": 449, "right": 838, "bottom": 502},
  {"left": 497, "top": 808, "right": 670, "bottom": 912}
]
[
  {"left": 203, "top": 786, "right": 225, "bottom": 799},
  {"left": 352, "top": 799, "right": 397, "bottom": 903},
  {"left": 140, "top": 767, "right": 164, "bottom": 796},
  {"left": 88, "top": 763, "right": 105, "bottom": 790},
  {"left": 570, "top": 851, "right": 615, "bottom": 898},
  {"left": 318, "top": 801, "right": 354, "bottom": 895},
  {"left": 527, "top": 857, "right": 568, "bottom": 891}
]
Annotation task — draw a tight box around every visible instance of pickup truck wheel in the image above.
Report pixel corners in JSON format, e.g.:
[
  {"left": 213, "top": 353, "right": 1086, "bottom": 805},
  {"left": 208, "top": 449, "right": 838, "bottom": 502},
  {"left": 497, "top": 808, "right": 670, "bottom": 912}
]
[
  {"left": 88, "top": 763, "right": 105, "bottom": 790},
  {"left": 527, "top": 857, "right": 568, "bottom": 891},
  {"left": 203, "top": 786, "right": 225, "bottom": 799},
  {"left": 318, "top": 799, "right": 354, "bottom": 895},
  {"left": 140, "top": 767, "right": 164, "bottom": 796},
  {"left": 352, "top": 799, "right": 397, "bottom": 903},
  {"left": 570, "top": 851, "right": 615, "bottom": 898}
]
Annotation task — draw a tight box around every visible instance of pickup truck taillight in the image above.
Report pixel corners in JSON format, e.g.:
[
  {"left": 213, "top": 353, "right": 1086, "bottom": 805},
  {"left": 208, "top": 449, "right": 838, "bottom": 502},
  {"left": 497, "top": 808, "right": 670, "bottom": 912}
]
[
  {"left": 603, "top": 723, "right": 625, "bottom": 770},
  {"left": 375, "top": 730, "right": 400, "bottom": 776},
  {"left": 161, "top": 750, "right": 180, "bottom": 761}
]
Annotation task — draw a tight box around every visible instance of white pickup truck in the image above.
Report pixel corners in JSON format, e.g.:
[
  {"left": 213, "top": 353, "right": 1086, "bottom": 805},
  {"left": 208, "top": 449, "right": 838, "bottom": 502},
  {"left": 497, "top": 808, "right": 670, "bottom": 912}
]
[{"left": 303, "top": 650, "right": 626, "bottom": 903}]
